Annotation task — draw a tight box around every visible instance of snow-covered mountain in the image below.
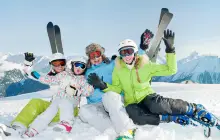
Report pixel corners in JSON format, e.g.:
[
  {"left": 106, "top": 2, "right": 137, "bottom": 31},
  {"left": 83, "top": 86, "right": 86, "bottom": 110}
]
[
  {"left": 0, "top": 53, "right": 52, "bottom": 97},
  {"left": 0, "top": 82, "right": 220, "bottom": 140},
  {"left": 153, "top": 51, "right": 220, "bottom": 84}
]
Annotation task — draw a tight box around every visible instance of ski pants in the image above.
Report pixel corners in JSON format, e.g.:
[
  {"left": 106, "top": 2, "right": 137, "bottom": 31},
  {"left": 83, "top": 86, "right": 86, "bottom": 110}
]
[
  {"left": 126, "top": 93, "right": 189, "bottom": 125},
  {"left": 79, "top": 91, "right": 135, "bottom": 133},
  {"left": 11, "top": 98, "right": 79, "bottom": 130},
  {"left": 29, "top": 98, "right": 77, "bottom": 133}
]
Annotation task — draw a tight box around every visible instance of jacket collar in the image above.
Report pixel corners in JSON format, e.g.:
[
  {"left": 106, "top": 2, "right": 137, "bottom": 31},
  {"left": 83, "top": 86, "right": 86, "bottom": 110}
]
[{"left": 115, "top": 54, "right": 149, "bottom": 70}]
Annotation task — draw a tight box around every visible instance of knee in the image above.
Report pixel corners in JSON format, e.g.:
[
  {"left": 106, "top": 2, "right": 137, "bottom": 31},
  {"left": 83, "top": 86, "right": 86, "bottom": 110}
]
[
  {"left": 79, "top": 105, "right": 93, "bottom": 122},
  {"left": 102, "top": 91, "right": 121, "bottom": 104},
  {"left": 103, "top": 92, "right": 123, "bottom": 110},
  {"left": 29, "top": 98, "right": 45, "bottom": 104}
]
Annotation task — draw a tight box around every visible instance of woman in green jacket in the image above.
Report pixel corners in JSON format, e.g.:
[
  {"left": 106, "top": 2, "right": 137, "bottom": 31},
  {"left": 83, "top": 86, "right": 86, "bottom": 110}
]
[{"left": 88, "top": 29, "right": 219, "bottom": 140}]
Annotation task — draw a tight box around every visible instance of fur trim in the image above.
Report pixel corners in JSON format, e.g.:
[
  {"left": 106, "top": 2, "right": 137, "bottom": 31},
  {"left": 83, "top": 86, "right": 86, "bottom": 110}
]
[{"left": 85, "top": 43, "right": 105, "bottom": 56}]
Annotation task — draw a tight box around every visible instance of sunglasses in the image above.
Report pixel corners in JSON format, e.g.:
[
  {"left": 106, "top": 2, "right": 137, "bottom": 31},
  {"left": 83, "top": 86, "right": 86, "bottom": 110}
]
[
  {"left": 119, "top": 48, "right": 134, "bottom": 57},
  {"left": 89, "top": 51, "right": 102, "bottom": 59},
  {"left": 51, "top": 60, "right": 66, "bottom": 67},
  {"left": 72, "top": 62, "right": 86, "bottom": 69}
]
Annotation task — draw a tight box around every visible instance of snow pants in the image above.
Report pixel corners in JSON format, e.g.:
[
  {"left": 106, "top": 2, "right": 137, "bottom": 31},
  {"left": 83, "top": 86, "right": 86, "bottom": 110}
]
[
  {"left": 79, "top": 91, "right": 135, "bottom": 133},
  {"left": 11, "top": 98, "right": 79, "bottom": 129},
  {"left": 126, "top": 93, "right": 189, "bottom": 125},
  {"left": 28, "top": 98, "right": 77, "bottom": 133}
]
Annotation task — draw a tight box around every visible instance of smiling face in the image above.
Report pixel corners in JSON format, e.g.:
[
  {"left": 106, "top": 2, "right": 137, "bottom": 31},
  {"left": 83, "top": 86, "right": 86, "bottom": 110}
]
[
  {"left": 53, "top": 65, "right": 65, "bottom": 73},
  {"left": 51, "top": 59, "right": 66, "bottom": 73},
  {"left": 122, "top": 53, "right": 135, "bottom": 64},
  {"left": 119, "top": 47, "right": 135, "bottom": 64},
  {"left": 89, "top": 51, "right": 103, "bottom": 65}
]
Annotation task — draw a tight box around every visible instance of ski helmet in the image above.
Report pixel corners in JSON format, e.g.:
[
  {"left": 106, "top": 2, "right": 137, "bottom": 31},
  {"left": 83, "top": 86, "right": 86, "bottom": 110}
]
[
  {"left": 49, "top": 53, "right": 66, "bottom": 63},
  {"left": 118, "top": 39, "right": 138, "bottom": 53},
  {"left": 70, "top": 56, "right": 88, "bottom": 64}
]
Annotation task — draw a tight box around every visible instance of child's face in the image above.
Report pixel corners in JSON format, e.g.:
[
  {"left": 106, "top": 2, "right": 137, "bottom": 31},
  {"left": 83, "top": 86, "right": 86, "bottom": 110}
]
[
  {"left": 53, "top": 65, "right": 65, "bottom": 73},
  {"left": 72, "top": 62, "right": 86, "bottom": 75}
]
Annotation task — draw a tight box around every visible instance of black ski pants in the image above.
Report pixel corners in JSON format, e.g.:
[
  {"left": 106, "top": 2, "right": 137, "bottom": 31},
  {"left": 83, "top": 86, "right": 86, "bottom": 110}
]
[{"left": 126, "top": 93, "right": 189, "bottom": 125}]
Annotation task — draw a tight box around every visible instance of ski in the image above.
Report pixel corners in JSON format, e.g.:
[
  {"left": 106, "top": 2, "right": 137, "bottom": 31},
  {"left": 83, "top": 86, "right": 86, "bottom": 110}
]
[
  {"left": 147, "top": 9, "right": 173, "bottom": 61},
  {"left": 47, "top": 22, "right": 57, "bottom": 54},
  {"left": 54, "top": 25, "right": 64, "bottom": 54},
  {"left": 0, "top": 125, "right": 11, "bottom": 137},
  {"left": 151, "top": 8, "right": 170, "bottom": 63}
]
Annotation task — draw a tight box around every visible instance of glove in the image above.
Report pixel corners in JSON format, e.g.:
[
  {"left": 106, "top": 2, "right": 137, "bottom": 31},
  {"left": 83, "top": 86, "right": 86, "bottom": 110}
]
[
  {"left": 24, "top": 52, "right": 35, "bottom": 66},
  {"left": 163, "top": 29, "right": 175, "bottom": 53},
  {"left": 87, "top": 73, "right": 107, "bottom": 90},
  {"left": 111, "top": 55, "right": 117, "bottom": 60},
  {"left": 65, "top": 85, "right": 80, "bottom": 96},
  {"left": 140, "top": 29, "right": 154, "bottom": 50}
]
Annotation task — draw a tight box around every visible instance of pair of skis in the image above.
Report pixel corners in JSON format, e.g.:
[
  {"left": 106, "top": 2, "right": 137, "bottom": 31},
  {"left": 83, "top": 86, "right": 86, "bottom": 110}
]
[
  {"left": 46, "top": 22, "right": 64, "bottom": 54},
  {"left": 146, "top": 8, "right": 173, "bottom": 63}
]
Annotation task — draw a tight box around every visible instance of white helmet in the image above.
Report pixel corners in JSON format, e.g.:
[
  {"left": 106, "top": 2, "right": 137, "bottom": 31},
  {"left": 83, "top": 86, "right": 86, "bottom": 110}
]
[
  {"left": 49, "top": 53, "right": 66, "bottom": 62},
  {"left": 71, "top": 56, "right": 88, "bottom": 64},
  {"left": 118, "top": 39, "right": 138, "bottom": 53}
]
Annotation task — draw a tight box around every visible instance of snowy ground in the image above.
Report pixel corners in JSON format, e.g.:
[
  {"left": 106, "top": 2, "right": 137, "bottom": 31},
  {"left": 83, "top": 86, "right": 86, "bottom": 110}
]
[{"left": 0, "top": 83, "right": 220, "bottom": 140}]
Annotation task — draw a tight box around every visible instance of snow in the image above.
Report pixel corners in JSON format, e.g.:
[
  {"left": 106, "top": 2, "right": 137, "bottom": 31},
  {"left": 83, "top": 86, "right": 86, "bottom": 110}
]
[{"left": 0, "top": 82, "right": 220, "bottom": 140}]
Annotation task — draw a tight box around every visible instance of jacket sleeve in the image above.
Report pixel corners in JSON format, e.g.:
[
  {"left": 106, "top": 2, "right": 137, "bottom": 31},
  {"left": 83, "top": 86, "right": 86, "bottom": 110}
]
[
  {"left": 37, "top": 71, "right": 66, "bottom": 85},
  {"left": 103, "top": 67, "right": 122, "bottom": 94},
  {"left": 77, "top": 76, "right": 94, "bottom": 97},
  {"left": 149, "top": 53, "right": 177, "bottom": 76}
]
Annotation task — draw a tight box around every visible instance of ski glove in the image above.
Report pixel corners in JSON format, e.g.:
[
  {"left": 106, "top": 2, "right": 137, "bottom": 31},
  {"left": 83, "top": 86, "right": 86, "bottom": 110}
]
[
  {"left": 87, "top": 73, "right": 107, "bottom": 90},
  {"left": 111, "top": 55, "right": 117, "bottom": 61},
  {"left": 65, "top": 85, "right": 80, "bottom": 96},
  {"left": 24, "top": 52, "right": 35, "bottom": 66},
  {"left": 163, "top": 29, "right": 175, "bottom": 53},
  {"left": 140, "top": 29, "right": 154, "bottom": 50}
]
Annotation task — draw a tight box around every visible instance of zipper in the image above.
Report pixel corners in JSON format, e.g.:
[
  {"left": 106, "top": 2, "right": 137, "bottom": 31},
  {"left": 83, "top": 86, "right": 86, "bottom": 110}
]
[{"left": 130, "top": 69, "right": 138, "bottom": 103}]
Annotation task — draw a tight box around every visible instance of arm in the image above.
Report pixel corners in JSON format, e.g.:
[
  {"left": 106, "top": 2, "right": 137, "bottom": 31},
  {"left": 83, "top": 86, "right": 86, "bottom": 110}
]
[
  {"left": 149, "top": 53, "right": 177, "bottom": 76},
  {"left": 149, "top": 29, "right": 177, "bottom": 76},
  {"left": 77, "top": 76, "right": 94, "bottom": 97}
]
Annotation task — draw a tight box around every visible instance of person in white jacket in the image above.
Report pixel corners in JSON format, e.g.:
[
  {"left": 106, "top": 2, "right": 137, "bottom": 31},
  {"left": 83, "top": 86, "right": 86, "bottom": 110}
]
[{"left": 22, "top": 53, "right": 94, "bottom": 138}]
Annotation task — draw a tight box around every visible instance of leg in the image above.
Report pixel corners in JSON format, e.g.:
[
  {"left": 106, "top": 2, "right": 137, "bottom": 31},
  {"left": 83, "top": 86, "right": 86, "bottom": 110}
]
[
  {"left": 142, "top": 93, "right": 189, "bottom": 115},
  {"left": 52, "top": 98, "right": 77, "bottom": 132},
  {"left": 59, "top": 98, "right": 77, "bottom": 122},
  {"left": 125, "top": 103, "right": 160, "bottom": 125},
  {"left": 143, "top": 94, "right": 219, "bottom": 127},
  {"left": 79, "top": 103, "right": 112, "bottom": 132},
  {"left": 102, "top": 91, "right": 136, "bottom": 133},
  {"left": 11, "top": 99, "right": 51, "bottom": 128},
  {"left": 28, "top": 98, "right": 59, "bottom": 133}
]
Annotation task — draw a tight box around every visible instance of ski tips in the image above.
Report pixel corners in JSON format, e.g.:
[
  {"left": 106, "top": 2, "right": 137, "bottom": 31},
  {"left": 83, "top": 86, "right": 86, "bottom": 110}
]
[
  {"left": 47, "top": 22, "right": 53, "bottom": 28},
  {"left": 54, "top": 25, "right": 60, "bottom": 32},
  {"left": 161, "top": 8, "right": 169, "bottom": 12}
]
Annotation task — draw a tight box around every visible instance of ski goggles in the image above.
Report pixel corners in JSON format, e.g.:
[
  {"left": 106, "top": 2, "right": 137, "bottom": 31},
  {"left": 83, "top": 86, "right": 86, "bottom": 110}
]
[
  {"left": 119, "top": 47, "right": 134, "bottom": 57},
  {"left": 89, "top": 51, "right": 102, "bottom": 59},
  {"left": 51, "top": 60, "right": 66, "bottom": 67},
  {"left": 72, "top": 62, "right": 86, "bottom": 69}
]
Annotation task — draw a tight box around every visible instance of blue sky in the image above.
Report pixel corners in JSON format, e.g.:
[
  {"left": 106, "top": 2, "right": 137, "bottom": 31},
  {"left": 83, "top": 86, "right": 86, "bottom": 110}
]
[{"left": 0, "top": 0, "right": 219, "bottom": 60}]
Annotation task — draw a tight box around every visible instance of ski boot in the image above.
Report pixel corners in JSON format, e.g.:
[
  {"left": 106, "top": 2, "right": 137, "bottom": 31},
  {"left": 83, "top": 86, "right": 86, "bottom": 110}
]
[
  {"left": 187, "top": 103, "right": 218, "bottom": 128},
  {"left": 161, "top": 115, "right": 197, "bottom": 126}
]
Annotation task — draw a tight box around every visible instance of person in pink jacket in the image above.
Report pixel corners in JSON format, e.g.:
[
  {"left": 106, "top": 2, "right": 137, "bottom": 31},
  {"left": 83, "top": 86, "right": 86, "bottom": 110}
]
[{"left": 21, "top": 53, "right": 94, "bottom": 138}]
